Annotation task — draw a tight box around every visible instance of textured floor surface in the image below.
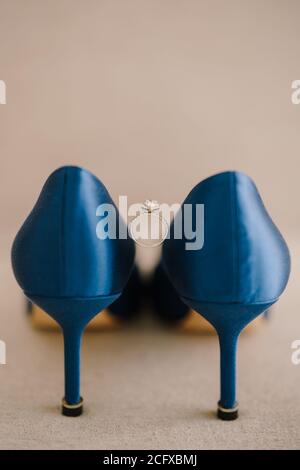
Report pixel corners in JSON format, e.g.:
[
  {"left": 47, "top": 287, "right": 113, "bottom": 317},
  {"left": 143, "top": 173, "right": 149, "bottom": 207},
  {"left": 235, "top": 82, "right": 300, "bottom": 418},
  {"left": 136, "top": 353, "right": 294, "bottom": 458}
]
[{"left": 0, "top": 232, "right": 299, "bottom": 450}]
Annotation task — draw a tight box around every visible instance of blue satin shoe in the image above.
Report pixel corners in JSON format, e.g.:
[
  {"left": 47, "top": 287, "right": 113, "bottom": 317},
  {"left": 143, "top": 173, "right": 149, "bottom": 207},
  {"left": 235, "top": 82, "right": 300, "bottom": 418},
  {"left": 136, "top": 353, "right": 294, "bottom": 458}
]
[
  {"left": 161, "top": 171, "right": 290, "bottom": 420},
  {"left": 11, "top": 166, "right": 135, "bottom": 416},
  {"left": 26, "top": 265, "right": 142, "bottom": 329}
]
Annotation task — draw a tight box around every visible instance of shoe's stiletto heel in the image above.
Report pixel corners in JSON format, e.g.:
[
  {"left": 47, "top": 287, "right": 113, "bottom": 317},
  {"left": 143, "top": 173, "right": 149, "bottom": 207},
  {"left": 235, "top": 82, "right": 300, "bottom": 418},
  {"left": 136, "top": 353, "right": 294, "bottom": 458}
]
[
  {"left": 12, "top": 166, "right": 135, "bottom": 415},
  {"left": 218, "top": 330, "right": 239, "bottom": 418},
  {"left": 62, "top": 326, "right": 83, "bottom": 416},
  {"left": 161, "top": 171, "right": 290, "bottom": 420}
]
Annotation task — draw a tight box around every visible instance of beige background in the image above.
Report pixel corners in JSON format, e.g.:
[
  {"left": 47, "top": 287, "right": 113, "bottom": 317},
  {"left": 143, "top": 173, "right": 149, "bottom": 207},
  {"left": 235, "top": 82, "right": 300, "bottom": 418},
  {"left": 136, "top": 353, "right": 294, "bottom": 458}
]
[
  {"left": 0, "top": 0, "right": 300, "bottom": 450},
  {"left": 0, "top": 0, "right": 300, "bottom": 232}
]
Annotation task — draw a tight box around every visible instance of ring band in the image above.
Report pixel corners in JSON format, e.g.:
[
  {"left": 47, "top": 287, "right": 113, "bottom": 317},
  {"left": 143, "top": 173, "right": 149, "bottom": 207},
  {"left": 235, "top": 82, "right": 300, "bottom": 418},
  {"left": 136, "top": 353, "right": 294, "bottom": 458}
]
[
  {"left": 129, "top": 200, "right": 169, "bottom": 247},
  {"left": 217, "top": 401, "right": 239, "bottom": 420},
  {"left": 218, "top": 402, "right": 239, "bottom": 413},
  {"left": 62, "top": 397, "right": 83, "bottom": 417}
]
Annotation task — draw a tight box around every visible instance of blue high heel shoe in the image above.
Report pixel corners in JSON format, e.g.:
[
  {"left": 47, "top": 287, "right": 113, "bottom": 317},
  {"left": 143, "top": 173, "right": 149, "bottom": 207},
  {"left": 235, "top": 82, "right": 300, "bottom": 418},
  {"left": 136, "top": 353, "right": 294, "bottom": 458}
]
[
  {"left": 26, "top": 265, "right": 142, "bottom": 330},
  {"left": 161, "top": 171, "right": 290, "bottom": 420},
  {"left": 11, "top": 166, "right": 135, "bottom": 416}
]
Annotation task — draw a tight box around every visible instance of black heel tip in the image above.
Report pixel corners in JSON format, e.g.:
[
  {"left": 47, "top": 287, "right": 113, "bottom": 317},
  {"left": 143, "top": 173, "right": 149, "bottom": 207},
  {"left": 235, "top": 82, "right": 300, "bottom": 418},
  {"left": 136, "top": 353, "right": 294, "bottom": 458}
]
[
  {"left": 217, "top": 402, "right": 239, "bottom": 421},
  {"left": 62, "top": 397, "right": 83, "bottom": 417}
]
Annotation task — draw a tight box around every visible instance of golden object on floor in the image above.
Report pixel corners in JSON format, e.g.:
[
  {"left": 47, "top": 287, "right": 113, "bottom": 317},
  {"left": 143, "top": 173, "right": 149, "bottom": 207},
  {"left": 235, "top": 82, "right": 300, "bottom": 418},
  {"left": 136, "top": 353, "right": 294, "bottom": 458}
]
[
  {"left": 29, "top": 303, "right": 122, "bottom": 331},
  {"left": 176, "top": 310, "right": 265, "bottom": 335}
]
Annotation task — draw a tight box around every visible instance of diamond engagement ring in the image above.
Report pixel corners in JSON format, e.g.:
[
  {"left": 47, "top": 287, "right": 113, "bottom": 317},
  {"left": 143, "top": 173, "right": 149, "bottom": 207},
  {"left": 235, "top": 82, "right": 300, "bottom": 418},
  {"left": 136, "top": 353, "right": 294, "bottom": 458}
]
[{"left": 129, "top": 200, "right": 169, "bottom": 247}]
